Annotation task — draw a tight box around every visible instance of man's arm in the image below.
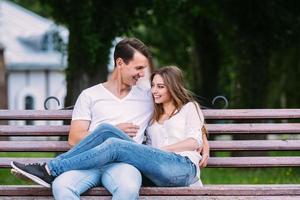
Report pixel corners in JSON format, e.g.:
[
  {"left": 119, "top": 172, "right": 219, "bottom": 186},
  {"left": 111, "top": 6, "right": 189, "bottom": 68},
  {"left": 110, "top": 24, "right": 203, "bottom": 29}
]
[
  {"left": 116, "top": 123, "right": 139, "bottom": 137},
  {"left": 68, "top": 120, "right": 91, "bottom": 146},
  {"left": 160, "top": 138, "right": 199, "bottom": 152},
  {"left": 198, "top": 133, "right": 210, "bottom": 168}
]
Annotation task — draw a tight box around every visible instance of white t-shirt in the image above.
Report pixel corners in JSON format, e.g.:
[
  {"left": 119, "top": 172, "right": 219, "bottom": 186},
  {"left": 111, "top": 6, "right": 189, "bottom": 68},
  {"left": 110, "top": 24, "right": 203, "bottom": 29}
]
[
  {"left": 72, "top": 83, "right": 153, "bottom": 144},
  {"left": 146, "top": 102, "right": 204, "bottom": 181}
]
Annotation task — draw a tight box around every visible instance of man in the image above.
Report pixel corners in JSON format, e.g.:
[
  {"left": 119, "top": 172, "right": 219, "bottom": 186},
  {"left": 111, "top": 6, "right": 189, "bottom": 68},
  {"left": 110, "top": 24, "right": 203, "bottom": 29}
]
[
  {"left": 12, "top": 38, "right": 209, "bottom": 199},
  {"left": 51, "top": 38, "right": 153, "bottom": 200}
]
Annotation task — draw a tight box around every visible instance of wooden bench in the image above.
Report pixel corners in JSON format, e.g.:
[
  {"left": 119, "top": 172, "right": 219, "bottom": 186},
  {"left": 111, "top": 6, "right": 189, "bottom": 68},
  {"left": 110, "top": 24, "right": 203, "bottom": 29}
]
[{"left": 0, "top": 109, "right": 300, "bottom": 199}]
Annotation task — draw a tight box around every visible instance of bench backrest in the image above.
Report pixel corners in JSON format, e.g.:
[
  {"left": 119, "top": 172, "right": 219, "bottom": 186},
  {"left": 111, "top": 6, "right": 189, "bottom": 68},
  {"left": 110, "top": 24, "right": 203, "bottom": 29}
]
[{"left": 0, "top": 109, "right": 300, "bottom": 168}]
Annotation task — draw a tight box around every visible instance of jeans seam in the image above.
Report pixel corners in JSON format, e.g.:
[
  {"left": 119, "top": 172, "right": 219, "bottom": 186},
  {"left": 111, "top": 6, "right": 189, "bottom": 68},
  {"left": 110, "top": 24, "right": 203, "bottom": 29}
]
[
  {"left": 72, "top": 171, "right": 101, "bottom": 195},
  {"left": 102, "top": 170, "right": 118, "bottom": 193}
]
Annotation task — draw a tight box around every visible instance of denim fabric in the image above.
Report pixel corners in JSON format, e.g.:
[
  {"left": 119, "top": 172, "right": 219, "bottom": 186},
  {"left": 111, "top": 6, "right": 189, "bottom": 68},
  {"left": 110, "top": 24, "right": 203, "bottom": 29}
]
[
  {"left": 52, "top": 163, "right": 141, "bottom": 200},
  {"left": 51, "top": 124, "right": 141, "bottom": 200},
  {"left": 49, "top": 123, "right": 198, "bottom": 187}
]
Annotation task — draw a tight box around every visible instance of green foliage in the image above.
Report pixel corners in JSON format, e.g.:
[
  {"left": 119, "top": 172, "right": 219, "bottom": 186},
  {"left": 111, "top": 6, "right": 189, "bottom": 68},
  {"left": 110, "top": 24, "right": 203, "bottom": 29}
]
[
  {"left": 9, "top": 0, "right": 53, "bottom": 18},
  {"left": 39, "top": 0, "right": 154, "bottom": 105},
  {"left": 11, "top": 0, "right": 300, "bottom": 108}
]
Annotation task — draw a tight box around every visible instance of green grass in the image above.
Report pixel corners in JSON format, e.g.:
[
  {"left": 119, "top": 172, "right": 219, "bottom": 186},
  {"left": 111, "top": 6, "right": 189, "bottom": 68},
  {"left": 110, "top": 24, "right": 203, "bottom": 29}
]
[
  {"left": 0, "top": 152, "right": 56, "bottom": 185},
  {"left": 1, "top": 151, "right": 300, "bottom": 185},
  {"left": 201, "top": 167, "right": 300, "bottom": 184},
  {"left": 201, "top": 151, "right": 300, "bottom": 184}
]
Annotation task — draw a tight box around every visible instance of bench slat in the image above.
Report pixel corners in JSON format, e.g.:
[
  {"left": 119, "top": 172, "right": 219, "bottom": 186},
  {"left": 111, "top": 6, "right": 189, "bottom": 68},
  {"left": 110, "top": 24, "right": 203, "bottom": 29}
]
[
  {"left": 0, "top": 185, "right": 300, "bottom": 196},
  {"left": 203, "top": 109, "right": 300, "bottom": 119},
  {"left": 1, "top": 157, "right": 300, "bottom": 168},
  {"left": 210, "top": 140, "right": 300, "bottom": 151},
  {"left": 0, "top": 125, "right": 69, "bottom": 136},
  {"left": 207, "top": 123, "right": 300, "bottom": 134},
  {"left": 1, "top": 140, "right": 300, "bottom": 152},
  {"left": 1, "top": 123, "right": 300, "bottom": 136},
  {"left": 0, "top": 110, "right": 72, "bottom": 120},
  {"left": 1, "top": 109, "right": 300, "bottom": 120},
  {"left": 208, "top": 157, "right": 300, "bottom": 167}
]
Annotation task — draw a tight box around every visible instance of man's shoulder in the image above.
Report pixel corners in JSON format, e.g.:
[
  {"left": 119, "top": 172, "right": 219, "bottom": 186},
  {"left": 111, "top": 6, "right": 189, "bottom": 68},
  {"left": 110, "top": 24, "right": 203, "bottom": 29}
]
[{"left": 81, "top": 84, "right": 102, "bottom": 96}]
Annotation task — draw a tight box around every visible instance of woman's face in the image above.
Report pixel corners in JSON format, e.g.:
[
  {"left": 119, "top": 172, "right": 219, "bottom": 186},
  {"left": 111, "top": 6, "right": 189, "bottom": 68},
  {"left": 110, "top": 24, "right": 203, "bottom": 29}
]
[{"left": 151, "top": 74, "right": 172, "bottom": 104}]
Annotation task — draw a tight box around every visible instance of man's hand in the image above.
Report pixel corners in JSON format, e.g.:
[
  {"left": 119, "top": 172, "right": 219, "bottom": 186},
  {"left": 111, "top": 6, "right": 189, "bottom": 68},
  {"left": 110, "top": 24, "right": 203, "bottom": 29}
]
[
  {"left": 116, "top": 123, "right": 139, "bottom": 137},
  {"left": 197, "top": 146, "right": 209, "bottom": 168},
  {"left": 197, "top": 133, "right": 210, "bottom": 168}
]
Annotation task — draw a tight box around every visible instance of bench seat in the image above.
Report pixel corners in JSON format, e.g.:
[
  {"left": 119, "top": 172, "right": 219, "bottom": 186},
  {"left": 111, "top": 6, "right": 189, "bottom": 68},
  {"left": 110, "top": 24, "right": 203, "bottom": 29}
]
[{"left": 1, "top": 109, "right": 300, "bottom": 199}]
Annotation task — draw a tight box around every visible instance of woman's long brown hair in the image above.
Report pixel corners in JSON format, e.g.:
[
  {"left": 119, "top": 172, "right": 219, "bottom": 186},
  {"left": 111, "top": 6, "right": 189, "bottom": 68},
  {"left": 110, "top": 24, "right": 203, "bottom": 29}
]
[{"left": 150, "top": 66, "right": 207, "bottom": 135}]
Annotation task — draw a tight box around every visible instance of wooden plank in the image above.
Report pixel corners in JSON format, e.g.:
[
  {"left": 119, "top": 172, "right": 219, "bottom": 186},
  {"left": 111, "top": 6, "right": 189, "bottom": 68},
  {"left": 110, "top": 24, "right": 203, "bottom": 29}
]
[
  {"left": 1, "top": 157, "right": 300, "bottom": 168},
  {"left": 0, "top": 141, "right": 70, "bottom": 152},
  {"left": 1, "top": 140, "right": 300, "bottom": 152},
  {"left": 1, "top": 109, "right": 300, "bottom": 120},
  {"left": 208, "top": 157, "right": 300, "bottom": 167},
  {"left": 0, "top": 125, "right": 69, "bottom": 136},
  {"left": 0, "top": 110, "right": 72, "bottom": 120},
  {"left": 206, "top": 123, "right": 300, "bottom": 134},
  {"left": 0, "top": 185, "right": 300, "bottom": 196},
  {"left": 203, "top": 109, "right": 300, "bottom": 119},
  {"left": 1, "top": 123, "right": 300, "bottom": 136},
  {"left": 210, "top": 140, "right": 300, "bottom": 151},
  {"left": 2, "top": 197, "right": 300, "bottom": 200}
]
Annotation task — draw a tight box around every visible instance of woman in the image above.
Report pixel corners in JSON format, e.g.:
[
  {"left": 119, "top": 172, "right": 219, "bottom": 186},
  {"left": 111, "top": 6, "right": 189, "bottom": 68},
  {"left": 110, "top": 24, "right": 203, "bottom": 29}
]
[{"left": 11, "top": 66, "right": 208, "bottom": 188}]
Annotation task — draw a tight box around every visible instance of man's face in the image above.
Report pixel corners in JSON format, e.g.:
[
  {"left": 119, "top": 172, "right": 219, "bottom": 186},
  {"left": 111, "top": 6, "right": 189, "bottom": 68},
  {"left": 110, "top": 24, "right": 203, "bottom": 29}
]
[{"left": 119, "top": 51, "right": 150, "bottom": 86}]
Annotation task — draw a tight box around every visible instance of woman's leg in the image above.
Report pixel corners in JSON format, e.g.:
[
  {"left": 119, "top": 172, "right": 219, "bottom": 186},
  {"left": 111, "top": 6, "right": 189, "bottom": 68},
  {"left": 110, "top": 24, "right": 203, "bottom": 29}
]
[
  {"left": 56, "top": 123, "right": 133, "bottom": 160},
  {"left": 48, "top": 138, "right": 197, "bottom": 186}
]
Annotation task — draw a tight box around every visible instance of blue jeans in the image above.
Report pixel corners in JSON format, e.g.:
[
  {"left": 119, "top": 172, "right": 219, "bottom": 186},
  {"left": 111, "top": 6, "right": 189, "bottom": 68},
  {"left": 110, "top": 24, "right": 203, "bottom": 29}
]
[
  {"left": 52, "top": 124, "right": 142, "bottom": 200},
  {"left": 48, "top": 123, "right": 198, "bottom": 187},
  {"left": 52, "top": 163, "right": 141, "bottom": 200}
]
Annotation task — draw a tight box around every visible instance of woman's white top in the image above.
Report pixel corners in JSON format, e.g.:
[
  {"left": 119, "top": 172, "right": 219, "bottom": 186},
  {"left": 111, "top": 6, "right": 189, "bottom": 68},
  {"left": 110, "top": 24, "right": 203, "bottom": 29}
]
[{"left": 146, "top": 102, "right": 205, "bottom": 184}]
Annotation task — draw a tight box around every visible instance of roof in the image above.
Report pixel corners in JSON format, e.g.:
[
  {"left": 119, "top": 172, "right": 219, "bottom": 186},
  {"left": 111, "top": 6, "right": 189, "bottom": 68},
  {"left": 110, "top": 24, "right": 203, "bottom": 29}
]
[{"left": 0, "top": 0, "right": 68, "bottom": 71}]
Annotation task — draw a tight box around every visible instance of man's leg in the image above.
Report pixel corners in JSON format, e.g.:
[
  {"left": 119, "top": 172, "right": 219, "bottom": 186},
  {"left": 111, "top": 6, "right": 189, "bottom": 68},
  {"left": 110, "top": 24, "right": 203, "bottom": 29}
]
[
  {"left": 52, "top": 163, "right": 141, "bottom": 200},
  {"left": 52, "top": 169, "right": 101, "bottom": 200},
  {"left": 102, "top": 163, "right": 142, "bottom": 200}
]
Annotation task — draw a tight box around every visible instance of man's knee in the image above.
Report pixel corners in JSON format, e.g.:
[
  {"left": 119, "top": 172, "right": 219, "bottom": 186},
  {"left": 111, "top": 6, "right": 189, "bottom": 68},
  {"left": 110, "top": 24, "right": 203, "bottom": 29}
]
[
  {"left": 52, "top": 170, "right": 101, "bottom": 200},
  {"left": 102, "top": 163, "right": 141, "bottom": 200},
  {"left": 52, "top": 175, "right": 79, "bottom": 200}
]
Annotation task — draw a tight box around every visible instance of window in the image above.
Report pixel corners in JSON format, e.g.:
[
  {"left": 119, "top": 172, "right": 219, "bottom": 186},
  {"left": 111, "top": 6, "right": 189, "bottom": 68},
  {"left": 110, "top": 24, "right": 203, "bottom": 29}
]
[{"left": 25, "top": 96, "right": 34, "bottom": 125}]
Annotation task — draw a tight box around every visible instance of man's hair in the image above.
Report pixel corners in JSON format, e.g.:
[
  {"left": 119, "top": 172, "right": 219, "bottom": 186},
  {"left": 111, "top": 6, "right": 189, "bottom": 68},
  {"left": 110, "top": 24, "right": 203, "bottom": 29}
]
[{"left": 113, "top": 38, "right": 153, "bottom": 68}]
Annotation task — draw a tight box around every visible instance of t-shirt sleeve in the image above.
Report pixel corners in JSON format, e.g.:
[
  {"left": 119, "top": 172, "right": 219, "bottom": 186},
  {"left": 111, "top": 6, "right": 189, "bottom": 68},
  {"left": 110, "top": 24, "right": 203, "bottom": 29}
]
[
  {"left": 184, "top": 102, "right": 204, "bottom": 146},
  {"left": 72, "top": 91, "right": 92, "bottom": 121}
]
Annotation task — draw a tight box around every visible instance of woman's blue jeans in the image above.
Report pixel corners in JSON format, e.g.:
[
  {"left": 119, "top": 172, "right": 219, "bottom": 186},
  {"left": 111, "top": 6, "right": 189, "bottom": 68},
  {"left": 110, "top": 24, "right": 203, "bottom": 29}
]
[{"left": 48, "top": 123, "right": 198, "bottom": 187}]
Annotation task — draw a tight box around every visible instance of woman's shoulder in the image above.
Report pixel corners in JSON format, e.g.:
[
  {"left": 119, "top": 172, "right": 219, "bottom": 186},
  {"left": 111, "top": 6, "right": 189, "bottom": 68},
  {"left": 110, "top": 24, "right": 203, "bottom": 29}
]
[{"left": 182, "top": 101, "right": 200, "bottom": 111}]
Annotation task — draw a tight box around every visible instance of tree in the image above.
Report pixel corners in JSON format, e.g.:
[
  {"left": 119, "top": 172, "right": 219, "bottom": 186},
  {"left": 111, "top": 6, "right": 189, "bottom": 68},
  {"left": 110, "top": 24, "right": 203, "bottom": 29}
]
[{"left": 41, "top": 0, "right": 153, "bottom": 106}]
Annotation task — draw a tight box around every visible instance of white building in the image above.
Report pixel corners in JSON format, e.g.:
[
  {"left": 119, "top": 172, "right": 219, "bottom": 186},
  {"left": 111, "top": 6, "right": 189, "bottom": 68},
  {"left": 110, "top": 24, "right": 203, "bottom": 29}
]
[{"left": 0, "top": 0, "right": 68, "bottom": 125}]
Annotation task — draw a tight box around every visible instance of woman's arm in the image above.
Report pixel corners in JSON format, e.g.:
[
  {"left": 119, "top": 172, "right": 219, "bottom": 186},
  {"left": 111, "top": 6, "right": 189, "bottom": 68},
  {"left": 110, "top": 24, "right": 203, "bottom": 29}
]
[{"left": 160, "top": 138, "right": 200, "bottom": 152}]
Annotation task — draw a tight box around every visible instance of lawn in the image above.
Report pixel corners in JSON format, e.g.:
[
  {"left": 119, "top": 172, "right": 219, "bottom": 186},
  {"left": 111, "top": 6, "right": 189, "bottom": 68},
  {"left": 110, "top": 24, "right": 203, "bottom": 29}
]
[
  {"left": 0, "top": 152, "right": 56, "bottom": 185},
  {"left": 1, "top": 151, "right": 299, "bottom": 185}
]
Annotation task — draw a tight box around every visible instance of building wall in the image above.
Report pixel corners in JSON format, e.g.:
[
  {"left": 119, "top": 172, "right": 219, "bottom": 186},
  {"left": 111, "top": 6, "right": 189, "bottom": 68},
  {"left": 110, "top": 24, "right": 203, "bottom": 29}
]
[{"left": 7, "top": 69, "right": 66, "bottom": 125}]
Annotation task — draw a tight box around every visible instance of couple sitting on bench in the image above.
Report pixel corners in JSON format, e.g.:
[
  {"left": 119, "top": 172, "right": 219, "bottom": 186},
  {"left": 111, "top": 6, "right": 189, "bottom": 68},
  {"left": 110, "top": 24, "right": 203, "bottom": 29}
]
[{"left": 11, "top": 38, "right": 209, "bottom": 200}]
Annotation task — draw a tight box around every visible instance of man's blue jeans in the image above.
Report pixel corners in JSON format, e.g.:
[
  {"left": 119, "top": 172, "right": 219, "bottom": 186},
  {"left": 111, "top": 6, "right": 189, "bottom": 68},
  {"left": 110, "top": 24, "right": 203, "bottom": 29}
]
[
  {"left": 48, "top": 123, "right": 198, "bottom": 187},
  {"left": 52, "top": 124, "right": 142, "bottom": 200}
]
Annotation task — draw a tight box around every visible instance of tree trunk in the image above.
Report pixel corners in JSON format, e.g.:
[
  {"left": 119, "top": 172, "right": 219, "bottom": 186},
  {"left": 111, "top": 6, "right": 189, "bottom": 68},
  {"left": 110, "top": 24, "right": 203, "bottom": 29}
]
[{"left": 192, "top": 17, "right": 221, "bottom": 106}]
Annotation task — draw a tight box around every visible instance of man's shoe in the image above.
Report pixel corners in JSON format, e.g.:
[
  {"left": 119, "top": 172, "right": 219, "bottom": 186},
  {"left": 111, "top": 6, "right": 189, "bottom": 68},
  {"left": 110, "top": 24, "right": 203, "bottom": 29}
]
[
  {"left": 11, "top": 161, "right": 54, "bottom": 188},
  {"left": 11, "top": 168, "right": 33, "bottom": 183}
]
